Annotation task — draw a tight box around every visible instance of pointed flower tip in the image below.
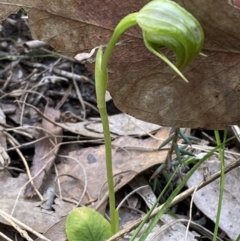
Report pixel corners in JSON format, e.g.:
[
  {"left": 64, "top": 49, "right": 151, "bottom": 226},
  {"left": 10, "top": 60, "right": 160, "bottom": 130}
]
[{"left": 136, "top": 0, "right": 204, "bottom": 81}]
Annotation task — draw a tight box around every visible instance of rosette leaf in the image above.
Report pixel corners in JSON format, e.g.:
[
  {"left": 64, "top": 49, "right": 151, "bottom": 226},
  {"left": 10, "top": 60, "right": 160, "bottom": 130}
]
[{"left": 136, "top": 0, "right": 204, "bottom": 82}]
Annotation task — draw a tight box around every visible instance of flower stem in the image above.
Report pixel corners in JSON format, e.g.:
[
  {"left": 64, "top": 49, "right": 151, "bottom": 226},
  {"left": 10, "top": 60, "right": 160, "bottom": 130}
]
[
  {"left": 101, "top": 13, "right": 137, "bottom": 71},
  {"left": 94, "top": 13, "right": 138, "bottom": 235},
  {"left": 95, "top": 47, "right": 118, "bottom": 234}
]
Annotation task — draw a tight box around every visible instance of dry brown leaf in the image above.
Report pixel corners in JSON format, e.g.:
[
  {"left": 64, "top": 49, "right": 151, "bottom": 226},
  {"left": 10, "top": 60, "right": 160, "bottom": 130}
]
[
  {"left": 0, "top": 172, "right": 63, "bottom": 233},
  {"left": 1, "top": 1, "right": 240, "bottom": 128},
  {"left": 129, "top": 175, "right": 157, "bottom": 209},
  {"left": 56, "top": 128, "right": 169, "bottom": 209},
  {"left": 35, "top": 217, "right": 67, "bottom": 241},
  {"left": 187, "top": 157, "right": 240, "bottom": 240},
  {"left": 143, "top": 214, "right": 199, "bottom": 241},
  {"left": 0, "top": 0, "right": 143, "bottom": 56},
  {"left": 87, "top": 113, "right": 161, "bottom": 136},
  {"left": 24, "top": 106, "right": 63, "bottom": 197},
  {"left": 59, "top": 121, "right": 115, "bottom": 139},
  {"left": 35, "top": 128, "right": 170, "bottom": 241},
  {"left": 107, "top": 1, "right": 240, "bottom": 129},
  {"left": 0, "top": 108, "right": 10, "bottom": 169}
]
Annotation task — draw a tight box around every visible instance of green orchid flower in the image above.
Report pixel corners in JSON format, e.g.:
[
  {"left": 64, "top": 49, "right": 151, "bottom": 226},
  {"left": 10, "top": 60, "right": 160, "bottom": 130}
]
[{"left": 136, "top": 0, "right": 204, "bottom": 81}]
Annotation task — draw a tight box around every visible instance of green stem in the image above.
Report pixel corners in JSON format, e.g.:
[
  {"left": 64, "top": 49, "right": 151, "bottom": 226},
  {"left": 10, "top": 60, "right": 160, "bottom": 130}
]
[
  {"left": 95, "top": 14, "right": 138, "bottom": 235},
  {"left": 94, "top": 13, "right": 138, "bottom": 235},
  {"left": 213, "top": 130, "right": 227, "bottom": 241},
  {"left": 99, "top": 105, "right": 119, "bottom": 234},
  {"left": 101, "top": 13, "right": 137, "bottom": 71},
  {"left": 95, "top": 48, "right": 118, "bottom": 234}
]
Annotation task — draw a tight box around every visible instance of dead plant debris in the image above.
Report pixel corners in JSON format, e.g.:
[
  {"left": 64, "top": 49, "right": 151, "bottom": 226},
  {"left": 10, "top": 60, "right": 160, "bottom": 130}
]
[{"left": 1, "top": 10, "right": 240, "bottom": 241}]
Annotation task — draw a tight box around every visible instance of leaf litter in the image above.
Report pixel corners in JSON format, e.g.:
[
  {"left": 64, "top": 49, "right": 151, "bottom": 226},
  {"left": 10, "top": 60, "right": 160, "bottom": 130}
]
[
  {"left": 1, "top": 1, "right": 240, "bottom": 128},
  {"left": 24, "top": 105, "right": 63, "bottom": 198},
  {"left": 0, "top": 4, "right": 240, "bottom": 241},
  {"left": 0, "top": 14, "right": 173, "bottom": 238},
  {"left": 187, "top": 155, "right": 240, "bottom": 240}
]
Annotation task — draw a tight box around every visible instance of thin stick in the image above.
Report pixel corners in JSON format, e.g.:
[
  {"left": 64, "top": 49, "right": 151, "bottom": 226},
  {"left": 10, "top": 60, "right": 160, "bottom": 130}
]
[
  {"left": 72, "top": 77, "right": 86, "bottom": 119},
  {"left": 107, "top": 158, "right": 240, "bottom": 240},
  {"left": 0, "top": 210, "right": 33, "bottom": 241},
  {"left": 0, "top": 209, "right": 51, "bottom": 241},
  {"left": 125, "top": 114, "right": 162, "bottom": 140},
  {"left": 116, "top": 185, "right": 148, "bottom": 210},
  {"left": 147, "top": 218, "right": 223, "bottom": 241},
  {"left": 0, "top": 231, "right": 14, "bottom": 241},
  {"left": 5, "top": 133, "right": 44, "bottom": 203},
  {"left": 58, "top": 154, "right": 88, "bottom": 207},
  {"left": 184, "top": 183, "right": 200, "bottom": 241},
  {"left": 56, "top": 83, "right": 72, "bottom": 110}
]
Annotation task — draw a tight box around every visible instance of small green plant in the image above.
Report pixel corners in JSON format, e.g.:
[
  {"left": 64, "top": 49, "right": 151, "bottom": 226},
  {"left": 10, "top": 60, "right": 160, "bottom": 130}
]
[
  {"left": 95, "top": 0, "right": 203, "bottom": 235},
  {"left": 66, "top": 0, "right": 204, "bottom": 240},
  {"left": 66, "top": 207, "right": 112, "bottom": 241}
]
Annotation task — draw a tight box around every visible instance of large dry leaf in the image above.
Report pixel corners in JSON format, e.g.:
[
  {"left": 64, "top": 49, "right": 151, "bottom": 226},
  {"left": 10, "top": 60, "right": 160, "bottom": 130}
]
[
  {"left": 128, "top": 214, "right": 199, "bottom": 241},
  {"left": 87, "top": 113, "right": 161, "bottom": 136},
  {"left": 107, "top": 1, "right": 240, "bottom": 129},
  {"left": 60, "top": 113, "right": 160, "bottom": 139},
  {"left": 56, "top": 128, "right": 170, "bottom": 211},
  {"left": 187, "top": 157, "right": 240, "bottom": 240},
  {"left": 24, "top": 106, "right": 63, "bottom": 197},
  {"left": 1, "top": 1, "right": 240, "bottom": 129},
  {"left": 0, "top": 172, "right": 63, "bottom": 233},
  {"left": 35, "top": 128, "right": 170, "bottom": 241}
]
